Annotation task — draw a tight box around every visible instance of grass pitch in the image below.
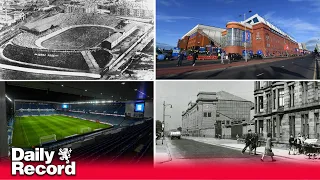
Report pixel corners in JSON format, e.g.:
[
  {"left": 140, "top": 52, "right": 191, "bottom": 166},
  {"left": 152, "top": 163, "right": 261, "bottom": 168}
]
[
  {"left": 12, "top": 115, "right": 111, "bottom": 148},
  {"left": 41, "top": 26, "right": 113, "bottom": 50}
]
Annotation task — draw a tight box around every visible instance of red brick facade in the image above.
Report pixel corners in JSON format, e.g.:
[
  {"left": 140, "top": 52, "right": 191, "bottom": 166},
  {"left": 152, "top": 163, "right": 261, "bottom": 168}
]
[
  {"left": 178, "top": 31, "right": 211, "bottom": 50},
  {"left": 178, "top": 22, "right": 299, "bottom": 56}
]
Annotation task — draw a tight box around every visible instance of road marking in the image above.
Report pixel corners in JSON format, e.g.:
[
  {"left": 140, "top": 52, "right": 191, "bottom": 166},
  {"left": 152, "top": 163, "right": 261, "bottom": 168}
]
[{"left": 256, "top": 73, "right": 264, "bottom": 77}]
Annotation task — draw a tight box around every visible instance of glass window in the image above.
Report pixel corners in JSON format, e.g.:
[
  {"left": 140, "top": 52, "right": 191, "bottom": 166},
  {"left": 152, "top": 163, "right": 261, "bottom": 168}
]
[
  {"left": 278, "top": 89, "right": 284, "bottom": 107},
  {"left": 208, "top": 112, "right": 211, "bottom": 117},
  {"left": 253, "top": 17, "right": 259, "bottom": 23},
  {"left": 204, "top": 112, "right": 207, "bottom": 117}
]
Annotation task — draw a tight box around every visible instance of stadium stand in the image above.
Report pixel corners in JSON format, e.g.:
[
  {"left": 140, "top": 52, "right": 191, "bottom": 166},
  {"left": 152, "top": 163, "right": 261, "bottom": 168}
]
[
  {"left": 91, "top": 49, "right": 112, "bottom": 68},
  {"left": 21, "top": 13, "right": 64, "bottom": 34},
  {"left": 70, "top": 103, "right": 125, "bottom": 115},
  {"left": 15, "top": 102, "right": 134, "bottom": 126},
  {"left": 3, "top": 44, "right": 90, "bottom": 71},
  {"left": 58, "top": 111, "right": 131, "bottom": 126},
  {"left": 71, "top": 120, "right": 152, "bottom": 163},
  {"left": 102, "top": 23, "right": 138, "bottom": 50}
]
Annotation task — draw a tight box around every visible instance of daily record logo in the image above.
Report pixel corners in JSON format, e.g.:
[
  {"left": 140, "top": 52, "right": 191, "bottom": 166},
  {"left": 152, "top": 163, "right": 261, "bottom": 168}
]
[{"left": 11, "top": 148, "right": 76, "bottom": 176}]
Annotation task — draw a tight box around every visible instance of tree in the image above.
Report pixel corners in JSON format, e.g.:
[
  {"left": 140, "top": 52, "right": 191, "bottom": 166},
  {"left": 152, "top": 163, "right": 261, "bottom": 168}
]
[
  {"left": 315, "top": 48, "right": 318, "bottom": 55},
  {"left": 156, "top": 120, "right": 162, "bottom": 133},
  {"left": 177, "top": 127, "right": 182, "bottom": 132}
]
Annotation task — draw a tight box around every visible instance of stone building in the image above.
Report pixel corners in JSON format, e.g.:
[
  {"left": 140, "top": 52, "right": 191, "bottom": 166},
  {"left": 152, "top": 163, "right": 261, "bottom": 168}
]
[
  {"left": 254, "top": 81, "right": 320, "bottom": 142},
  {"left": 181, "top": 91, "right": 253, "bottom": 137}
]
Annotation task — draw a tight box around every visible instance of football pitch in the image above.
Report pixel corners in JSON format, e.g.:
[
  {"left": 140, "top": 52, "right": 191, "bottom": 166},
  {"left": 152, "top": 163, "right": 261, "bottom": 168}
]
[
  {"left": 12, "top": 115, "right": 112, "bottom": 148},
  {"left": 41, "top": 26, "right": 113, "bottom": 50}
]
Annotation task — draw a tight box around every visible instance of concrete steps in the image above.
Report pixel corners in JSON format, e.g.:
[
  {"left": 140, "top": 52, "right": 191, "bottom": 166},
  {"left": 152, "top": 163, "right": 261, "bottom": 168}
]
[{"left": 81, "top": 51, "right": 100, "bottom": 72}]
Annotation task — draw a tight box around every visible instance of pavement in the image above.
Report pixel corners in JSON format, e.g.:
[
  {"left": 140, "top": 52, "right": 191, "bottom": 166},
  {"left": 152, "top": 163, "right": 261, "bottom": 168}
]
[
  {"left": 155, "top": 136, "right": 320, "bottom": 166},
  {"left": 156, "top": 55, "right": 316, "bottom": 79},
  {"left": 183, "top": 136, "right": 315, "bottom": 161}
]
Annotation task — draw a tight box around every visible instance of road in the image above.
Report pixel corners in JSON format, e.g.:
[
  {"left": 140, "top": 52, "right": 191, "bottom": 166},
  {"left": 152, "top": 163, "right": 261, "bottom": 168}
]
[
  {"left": 157, "top": 138, "right": 318, "bottom": 166},
  {"left": 157, "top": 55, "right": 316, "bottom": 79}
]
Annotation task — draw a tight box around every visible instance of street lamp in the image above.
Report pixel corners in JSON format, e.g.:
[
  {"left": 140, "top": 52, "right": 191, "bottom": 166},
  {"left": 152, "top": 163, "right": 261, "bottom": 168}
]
[
  {"left": 162, "top": 101, "right": 172, "bottom": 144},
  {"left": 240, "top": 10, "right": 252, "bottom": 62}
]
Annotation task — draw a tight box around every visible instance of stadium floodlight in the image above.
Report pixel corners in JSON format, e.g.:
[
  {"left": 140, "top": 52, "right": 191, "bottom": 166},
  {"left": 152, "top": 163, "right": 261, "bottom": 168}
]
[{"left": 5, "top": 94, "right": 12, "bottom": 102}]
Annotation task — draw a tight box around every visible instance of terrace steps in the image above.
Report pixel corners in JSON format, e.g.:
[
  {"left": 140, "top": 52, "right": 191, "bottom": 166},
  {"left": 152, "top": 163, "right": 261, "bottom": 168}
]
[{"left": 81, "top": 51, "right": 100, "bottom": 72}]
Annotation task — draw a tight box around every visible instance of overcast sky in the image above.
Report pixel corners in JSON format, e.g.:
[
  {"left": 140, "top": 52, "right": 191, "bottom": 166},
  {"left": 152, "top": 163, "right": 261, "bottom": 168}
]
[{"left": 156, "top": 81, "right": 254, "bottom": 130}]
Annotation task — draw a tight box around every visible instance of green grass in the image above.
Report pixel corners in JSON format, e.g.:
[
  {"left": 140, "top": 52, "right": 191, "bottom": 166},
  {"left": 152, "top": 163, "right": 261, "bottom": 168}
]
[{"left": 12, "top": 115, "right": 111, "bottom": 148}]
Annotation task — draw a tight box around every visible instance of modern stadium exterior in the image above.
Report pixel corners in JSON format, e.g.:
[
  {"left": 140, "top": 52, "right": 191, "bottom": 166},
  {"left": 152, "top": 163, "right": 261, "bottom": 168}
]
[{"left": 177, "top": 14, "right": 308, "bottom": 56}]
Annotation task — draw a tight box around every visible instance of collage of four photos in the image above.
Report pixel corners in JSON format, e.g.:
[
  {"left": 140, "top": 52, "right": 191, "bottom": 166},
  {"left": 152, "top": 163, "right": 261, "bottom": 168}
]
[{"left": 0, "top": 0, "right": 319, "bottom": 179}]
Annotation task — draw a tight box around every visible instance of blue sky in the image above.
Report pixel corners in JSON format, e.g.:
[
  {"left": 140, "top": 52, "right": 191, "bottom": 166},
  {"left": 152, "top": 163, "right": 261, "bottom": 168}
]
[{"left": 156, "top": 0, "right": 320, "bottom": 50}]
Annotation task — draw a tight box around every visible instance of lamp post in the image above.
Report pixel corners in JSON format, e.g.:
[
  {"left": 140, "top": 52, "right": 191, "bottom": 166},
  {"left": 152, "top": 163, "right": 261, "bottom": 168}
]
[
  {"left": 240, "top": 10, "right": 252, "bottom": 62},
  {"left": 162, "top": 101, "right": 172, "bottom": 144}
]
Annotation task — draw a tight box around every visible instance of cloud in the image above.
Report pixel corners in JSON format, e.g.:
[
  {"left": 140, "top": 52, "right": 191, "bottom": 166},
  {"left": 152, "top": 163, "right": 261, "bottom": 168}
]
[
  {"left": 288, "top": 0, "right": 320, "bottom": 12},
  {"left": 157, "top": 14, "right": 196, "bottom": 22},
  {"left": 158, "top": 0, "right": 181, "bottom": 7},
  {"left": 262, "top": 12, "right": 320, "bottom": 35},
  {"left": 263, "top": 11, "right": 275, "bottom": 21},
  {"left": 305, "top": 37, "right": 319, "bottom": 50}
]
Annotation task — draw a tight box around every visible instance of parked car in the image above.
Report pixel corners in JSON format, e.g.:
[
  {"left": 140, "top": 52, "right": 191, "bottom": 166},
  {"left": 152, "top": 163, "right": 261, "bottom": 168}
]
[
  {"left": 229, "top": 53, "right": 243, "bottom": 61},
  {"left": 251, "top": 54, "right": 263, "bottom": 59},
  {"left": 169, "top": 131, "right": 181, "bottom": 140}
]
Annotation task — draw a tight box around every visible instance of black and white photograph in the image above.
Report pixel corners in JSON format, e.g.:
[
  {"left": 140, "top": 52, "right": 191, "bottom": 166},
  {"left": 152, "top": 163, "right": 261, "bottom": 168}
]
[
  {"left": 155, "top": 81, "right": 320, "bottom": 166},
  {"left": 0, "top": 0, "right": 154, "bottom": 80}
]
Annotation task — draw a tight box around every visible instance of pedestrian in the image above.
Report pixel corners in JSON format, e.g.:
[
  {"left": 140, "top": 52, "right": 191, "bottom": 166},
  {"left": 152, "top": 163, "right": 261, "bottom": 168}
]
[
  {"left": 261, "top": 133, "right": 275, "bottom": 162},
  {"left": 295, "top": 134, "right": 302, "bottom": 155},
  {"left": 288, "top": 134, "right": 295, "bottom": 155},
  {"left": 221, "top": 51, "right": 225, "bottom": 64},
  {"left": 236, "top": 134, "right": 239, "bottom": 143},
  {"left": 242, "top": 129, "right": 252, "bottom": 154},
  {"left": 177, "top": 51, "right": 184, "bottom": 66},
  {"left": 250, "top": 132, "right": 258, "bottom": 155},
  {"left": 192, "top": 51, "right": 198, "bottom": 66}
]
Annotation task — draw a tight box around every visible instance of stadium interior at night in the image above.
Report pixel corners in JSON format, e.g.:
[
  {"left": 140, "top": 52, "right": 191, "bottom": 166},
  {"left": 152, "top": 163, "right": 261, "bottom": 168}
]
[{"left": 4, "top": 81, "right": 153, "bottom": 163}]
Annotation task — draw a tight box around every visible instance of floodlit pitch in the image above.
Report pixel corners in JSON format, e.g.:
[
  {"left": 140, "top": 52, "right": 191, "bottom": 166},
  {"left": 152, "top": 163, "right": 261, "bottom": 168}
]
[{"left": 12, "top": 115, "right": 111, "bottom": 148}]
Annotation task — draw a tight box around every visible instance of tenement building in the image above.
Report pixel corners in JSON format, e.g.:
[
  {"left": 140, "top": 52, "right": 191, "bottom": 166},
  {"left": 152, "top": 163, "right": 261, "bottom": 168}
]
[
  {"left": 254, "top": 81, "right": 320, "bottom": 142},
  {"left": 181, "top": 91, "right": 253, "bottom": 137}
]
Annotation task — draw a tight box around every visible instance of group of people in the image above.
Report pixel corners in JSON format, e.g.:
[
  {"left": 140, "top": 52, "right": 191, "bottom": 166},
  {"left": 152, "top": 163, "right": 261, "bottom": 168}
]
[
  {"left": 288, "top": 133, "right": 309, "bottom": 155},
  {"left": 241, "top": 130, "right": 275, "bottom": 162},
  {"left": 176, "top": 50, "right": 232, "bottom": 67}
]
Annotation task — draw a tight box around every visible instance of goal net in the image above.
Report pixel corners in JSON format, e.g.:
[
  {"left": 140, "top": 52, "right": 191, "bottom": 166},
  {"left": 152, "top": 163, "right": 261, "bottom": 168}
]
[
  {"left": 39, "top": 134, "right": 57, "bottom": 146},
  {"left": 79, "top": 127, "right": 92, "bottom": 134}
]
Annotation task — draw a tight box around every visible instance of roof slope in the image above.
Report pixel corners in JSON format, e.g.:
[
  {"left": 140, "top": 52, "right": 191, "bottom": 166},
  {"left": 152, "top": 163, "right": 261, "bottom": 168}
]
[{"left": 216, "top": 91, "right": 250, "bottom": 102}]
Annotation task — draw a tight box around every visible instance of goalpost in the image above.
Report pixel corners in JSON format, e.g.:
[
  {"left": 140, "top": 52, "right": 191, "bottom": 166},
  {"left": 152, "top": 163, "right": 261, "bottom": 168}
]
[
  {"left": 39, "top": 134, "right": 57, "bottom": 146},
  {"left": 79, "top": 127, "right": 92, "bottom": 134}
]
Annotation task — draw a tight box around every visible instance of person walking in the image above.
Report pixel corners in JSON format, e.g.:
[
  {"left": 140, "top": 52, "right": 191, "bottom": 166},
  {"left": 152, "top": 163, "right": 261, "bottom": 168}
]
[
  {"left": 242, "top": 129, "right": 253, "bottom": 154},
  {"left": 221, "top": 51, "right": 225, "bottom": 64},
  {"left": 192, "top": 51, "right": 198, "bottom": 66},
  {"left": 177, "top": 51, "right": 185, "bottom": 66},
  {"left": 288, "top": 134, "right": 295, "bottom": 155},
  {"left": 261, "top": 133, "right": 275, "bottom": 162},
  {"left": 295, "top": 134, "right": 302, "bottom": 155},
  {"left": 236, "top": 134, "right": 240, "bottom": 144},
  {"left": 250, "top": 132, "right": 258, "bottom": 155}
]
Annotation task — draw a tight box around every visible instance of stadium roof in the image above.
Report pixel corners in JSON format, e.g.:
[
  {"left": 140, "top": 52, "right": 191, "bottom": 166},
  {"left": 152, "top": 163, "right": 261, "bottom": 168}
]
[
  {"left": 22, "top": 13, "right": 63, "bottom": 33},
  {"left": 181, "top": 24, "right": 225, "bottom": 39},
  {"left": 216, "top": 91, "right": 251, "bottom": 102},
  {"left": 242, "top": 14, "right": 297, "bottom": 43},
  {"left": 6, "top": 82, "right": 153, "bottom": 102},
  {"left": 106, "top": 32, "right": 122, "bottom": 43}
]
